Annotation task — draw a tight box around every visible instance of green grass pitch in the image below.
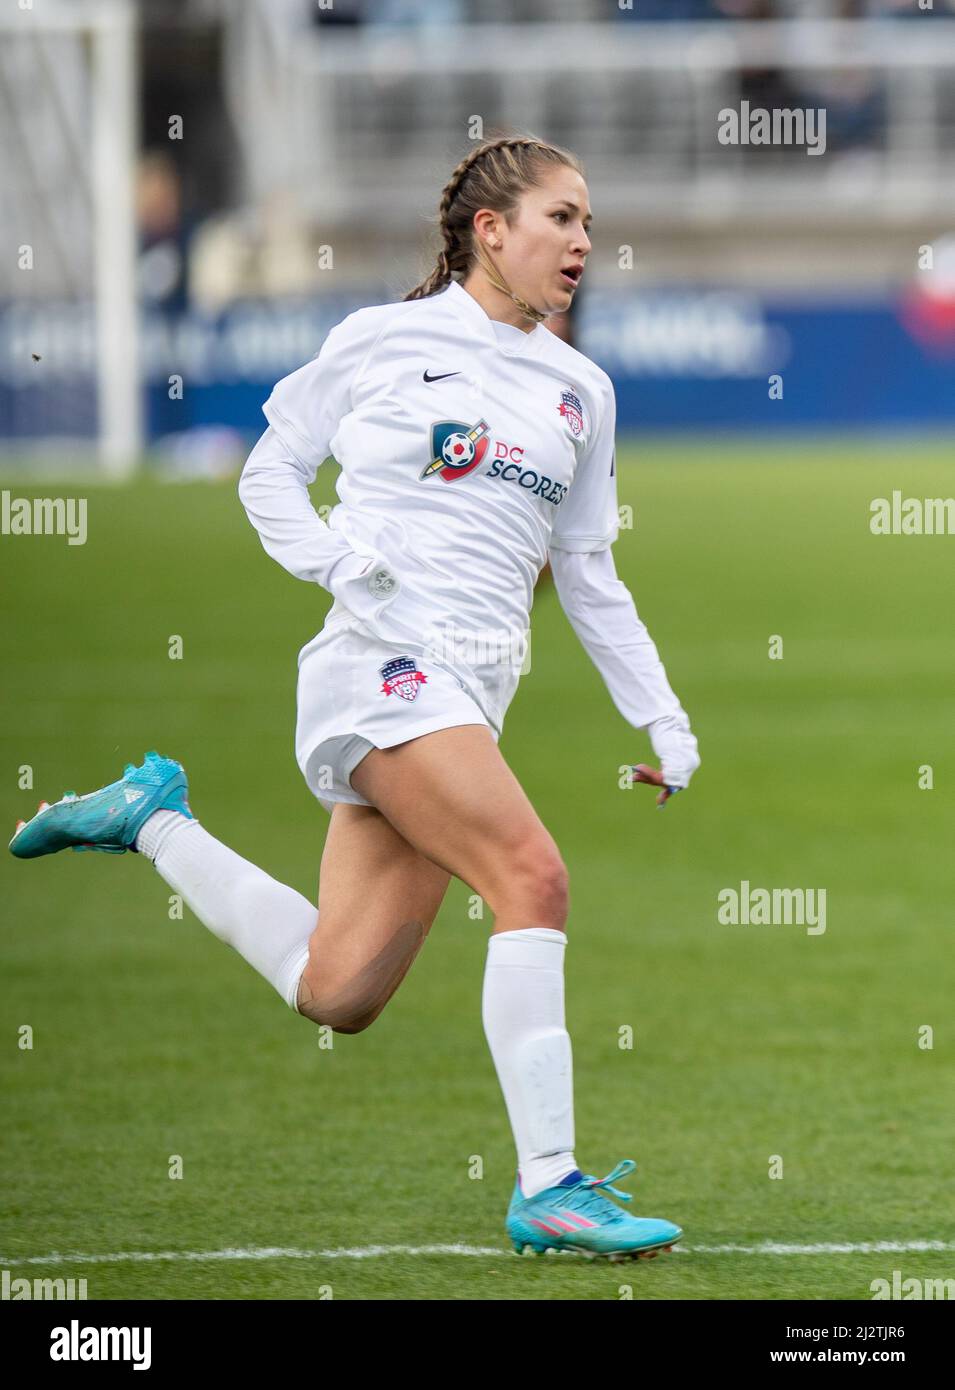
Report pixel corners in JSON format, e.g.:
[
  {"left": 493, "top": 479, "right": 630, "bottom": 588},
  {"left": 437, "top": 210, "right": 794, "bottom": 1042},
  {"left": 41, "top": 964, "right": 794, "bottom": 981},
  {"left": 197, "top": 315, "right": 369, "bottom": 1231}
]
[{"left": 1, "top": 438, "right": 953, "bottom": 1300}]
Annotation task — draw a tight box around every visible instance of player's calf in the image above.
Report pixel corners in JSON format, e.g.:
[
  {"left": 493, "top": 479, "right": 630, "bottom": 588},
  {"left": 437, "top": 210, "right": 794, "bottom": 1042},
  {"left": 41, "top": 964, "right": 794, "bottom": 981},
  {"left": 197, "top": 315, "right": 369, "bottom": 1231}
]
[{"left": 295, "top": 918, "right": 426, "bottom": 1033}]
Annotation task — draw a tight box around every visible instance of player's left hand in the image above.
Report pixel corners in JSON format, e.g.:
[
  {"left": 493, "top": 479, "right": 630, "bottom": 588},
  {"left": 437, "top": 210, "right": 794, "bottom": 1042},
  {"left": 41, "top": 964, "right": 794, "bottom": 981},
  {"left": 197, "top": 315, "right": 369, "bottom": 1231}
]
[
  {"left": 643, "top": 712, "right": 700, "bottom": 806},
  {"left": 632, "top": 764, "right": 682, "bottom": 809}
]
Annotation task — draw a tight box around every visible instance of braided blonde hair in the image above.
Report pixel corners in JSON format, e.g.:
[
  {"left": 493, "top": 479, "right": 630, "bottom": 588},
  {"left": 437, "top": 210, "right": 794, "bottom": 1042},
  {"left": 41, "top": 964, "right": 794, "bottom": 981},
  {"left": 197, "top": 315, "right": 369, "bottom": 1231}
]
[{"left": 404, "top": 133, "right": 584, "bottom": 325}]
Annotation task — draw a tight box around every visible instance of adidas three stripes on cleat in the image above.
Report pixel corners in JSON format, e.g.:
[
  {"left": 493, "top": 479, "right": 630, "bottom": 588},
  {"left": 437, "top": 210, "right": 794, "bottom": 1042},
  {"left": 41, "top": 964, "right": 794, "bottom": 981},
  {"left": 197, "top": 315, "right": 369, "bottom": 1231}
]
[
  {"left": 9, "top": 751, "right": 193, "bottom": 859},
  {"left": 506, "top": 1159, "right": 682, "bottom": 1261}
]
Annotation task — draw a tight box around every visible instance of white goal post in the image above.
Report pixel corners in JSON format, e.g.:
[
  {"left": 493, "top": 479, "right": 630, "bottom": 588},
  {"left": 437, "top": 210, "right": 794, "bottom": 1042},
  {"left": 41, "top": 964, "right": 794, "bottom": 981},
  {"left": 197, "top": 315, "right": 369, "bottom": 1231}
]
[{"left": 0, "top": 0, "right": 140, "bottom": 477}]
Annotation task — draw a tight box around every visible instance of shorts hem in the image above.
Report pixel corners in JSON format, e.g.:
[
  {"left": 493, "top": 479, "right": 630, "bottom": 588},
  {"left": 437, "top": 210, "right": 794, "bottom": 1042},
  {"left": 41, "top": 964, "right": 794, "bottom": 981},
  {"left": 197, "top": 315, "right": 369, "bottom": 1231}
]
[
  {"left": 304, "top": 715, "right": 496, "bottom": 814},
  {"left": 361, "top": 713, "right": 494, "bottom": 755}
]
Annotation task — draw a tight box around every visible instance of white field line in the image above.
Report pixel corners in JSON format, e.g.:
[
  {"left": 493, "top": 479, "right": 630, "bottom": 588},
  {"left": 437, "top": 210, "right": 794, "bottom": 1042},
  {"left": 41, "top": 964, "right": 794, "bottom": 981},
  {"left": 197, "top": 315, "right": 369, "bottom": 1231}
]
[{"left": 2, "top": 1239, "right": 955, "bottom": 1267}]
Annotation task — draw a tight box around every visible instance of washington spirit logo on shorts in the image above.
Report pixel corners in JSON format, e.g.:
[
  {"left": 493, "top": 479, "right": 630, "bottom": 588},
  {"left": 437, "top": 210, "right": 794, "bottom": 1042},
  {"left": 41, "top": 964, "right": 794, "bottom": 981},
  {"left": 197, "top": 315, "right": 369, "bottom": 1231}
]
[
  {"left": 379, "top": 655, "right": 428, "bottom": 702},
  {"left": 558, "top": 389, "right": 584, "bottom": 437}
]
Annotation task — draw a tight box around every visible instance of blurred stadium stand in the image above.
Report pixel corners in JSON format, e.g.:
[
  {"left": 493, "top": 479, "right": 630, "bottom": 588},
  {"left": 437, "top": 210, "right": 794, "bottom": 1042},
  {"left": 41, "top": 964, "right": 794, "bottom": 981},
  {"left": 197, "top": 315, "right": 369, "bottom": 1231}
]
[
  {"left": 3, "top": 0, "right": 955, "bottom": 466},
  {"left": 215, "top": 0, "right": 955, "bottom": 293}
]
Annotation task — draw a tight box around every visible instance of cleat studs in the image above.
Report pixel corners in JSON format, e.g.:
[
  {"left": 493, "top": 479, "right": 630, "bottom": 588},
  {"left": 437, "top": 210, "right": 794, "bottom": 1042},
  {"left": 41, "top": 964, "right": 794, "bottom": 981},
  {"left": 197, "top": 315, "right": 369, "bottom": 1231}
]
[
  {"left": 14, "top": 819, "right": 26, "bottom": 833},
  {"left": 37, "top": 801, "right": 50, "bottom": 812}
]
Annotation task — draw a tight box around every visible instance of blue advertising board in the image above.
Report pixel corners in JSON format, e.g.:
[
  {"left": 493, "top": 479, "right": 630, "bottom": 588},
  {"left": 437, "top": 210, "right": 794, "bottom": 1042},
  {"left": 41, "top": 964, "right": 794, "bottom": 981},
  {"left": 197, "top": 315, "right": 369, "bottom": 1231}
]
[{"left": 2, "top": 287, "right": 953, "bottom": 444}]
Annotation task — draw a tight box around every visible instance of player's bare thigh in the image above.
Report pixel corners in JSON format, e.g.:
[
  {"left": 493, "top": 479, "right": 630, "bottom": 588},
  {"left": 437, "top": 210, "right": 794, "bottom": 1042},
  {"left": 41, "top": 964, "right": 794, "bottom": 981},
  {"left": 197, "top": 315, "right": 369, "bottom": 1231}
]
[
  {"left": 297, "top": 801, "right": 451, "bottom": 1027},
  {"left": 349, "top": 725, "right": 569, "bottom": 935}
]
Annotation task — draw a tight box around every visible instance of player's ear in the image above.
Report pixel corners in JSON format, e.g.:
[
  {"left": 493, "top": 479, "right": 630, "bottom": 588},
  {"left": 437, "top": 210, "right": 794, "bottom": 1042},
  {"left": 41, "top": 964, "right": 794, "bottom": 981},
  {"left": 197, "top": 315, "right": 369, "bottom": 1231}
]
[{"left": 472, "top": 207, "right": 500, "bottom": 248}]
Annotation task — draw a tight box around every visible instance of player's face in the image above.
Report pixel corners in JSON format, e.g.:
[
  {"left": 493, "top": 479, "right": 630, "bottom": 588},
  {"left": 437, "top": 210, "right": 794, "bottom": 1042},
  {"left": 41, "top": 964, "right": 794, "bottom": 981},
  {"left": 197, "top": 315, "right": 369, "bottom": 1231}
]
[{"left": 503, "top": 167, "right": 593, "bottom": 316}]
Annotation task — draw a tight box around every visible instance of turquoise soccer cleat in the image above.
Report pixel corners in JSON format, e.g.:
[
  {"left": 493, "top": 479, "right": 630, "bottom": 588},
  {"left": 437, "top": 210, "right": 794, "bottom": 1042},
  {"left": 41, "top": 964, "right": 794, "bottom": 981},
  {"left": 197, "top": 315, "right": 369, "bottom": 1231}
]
[
  {"left": 8, "top": 751, "right": 193, "bottom": 859},
  {"left": 506, "top": 1159, "right": 682, "bottom": 1262}
]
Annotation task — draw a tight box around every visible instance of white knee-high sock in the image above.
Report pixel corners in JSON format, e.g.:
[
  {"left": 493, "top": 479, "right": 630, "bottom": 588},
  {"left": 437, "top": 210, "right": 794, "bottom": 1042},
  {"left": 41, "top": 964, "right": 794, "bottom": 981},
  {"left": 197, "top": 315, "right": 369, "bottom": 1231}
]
[
  {"left": 135, "top": 811, "right": 313, "bottom": 1012},
  {"left": 481, "top": 926, "right": 580, "bottom": 1198}
]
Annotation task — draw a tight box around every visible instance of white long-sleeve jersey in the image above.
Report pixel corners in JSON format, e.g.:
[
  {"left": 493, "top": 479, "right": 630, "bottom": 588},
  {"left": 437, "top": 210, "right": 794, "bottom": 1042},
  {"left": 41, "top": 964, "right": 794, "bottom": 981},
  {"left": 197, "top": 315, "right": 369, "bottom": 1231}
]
[{"left": 239, "top": 279, "right": 698, "bottom": 782}]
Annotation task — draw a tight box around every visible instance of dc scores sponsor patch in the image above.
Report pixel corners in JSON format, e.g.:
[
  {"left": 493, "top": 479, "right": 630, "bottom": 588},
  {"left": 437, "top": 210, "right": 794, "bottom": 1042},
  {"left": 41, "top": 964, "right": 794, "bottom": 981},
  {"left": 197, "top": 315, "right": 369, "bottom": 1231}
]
[
  {"left": 421, "top": 418, "right": 490, "bottom": 482},
  {"left": 379, "top": 655, "right": 428, "bottom": 702},
  {"left": 558, "top": 388, "right": 584, "bottom": 437}
]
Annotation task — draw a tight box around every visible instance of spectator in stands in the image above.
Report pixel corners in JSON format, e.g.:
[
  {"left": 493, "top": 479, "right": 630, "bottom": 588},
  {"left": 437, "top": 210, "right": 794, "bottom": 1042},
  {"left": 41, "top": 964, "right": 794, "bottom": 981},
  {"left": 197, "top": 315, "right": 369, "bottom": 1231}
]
[{"left": 137, "top": 150, "right": 194, "bottom": 315}]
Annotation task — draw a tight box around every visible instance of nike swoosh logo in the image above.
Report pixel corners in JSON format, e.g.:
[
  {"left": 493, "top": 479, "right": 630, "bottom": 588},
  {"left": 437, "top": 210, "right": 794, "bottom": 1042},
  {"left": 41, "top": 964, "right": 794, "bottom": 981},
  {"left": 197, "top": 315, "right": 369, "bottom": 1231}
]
[{"left": 423, "top": 370, "right": 460, "bottom": 382}]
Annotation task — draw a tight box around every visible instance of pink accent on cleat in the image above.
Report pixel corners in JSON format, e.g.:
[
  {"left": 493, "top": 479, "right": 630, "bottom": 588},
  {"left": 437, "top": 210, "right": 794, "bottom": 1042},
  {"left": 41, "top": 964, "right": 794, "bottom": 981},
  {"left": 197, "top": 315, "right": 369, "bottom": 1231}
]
[
  {"left": 531, "top": 1217, "right": 572, "bottom": 1236},
  {"left": 556, "top": 1210, "right": 599, "bottom": 1229}
]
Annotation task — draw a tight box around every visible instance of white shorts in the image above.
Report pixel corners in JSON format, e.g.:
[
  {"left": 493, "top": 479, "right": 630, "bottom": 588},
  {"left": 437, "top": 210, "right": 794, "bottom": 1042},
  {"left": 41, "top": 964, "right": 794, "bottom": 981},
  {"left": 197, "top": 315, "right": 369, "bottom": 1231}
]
[{"left": 295, "top": 614, "right": 498, "bottom": 815}]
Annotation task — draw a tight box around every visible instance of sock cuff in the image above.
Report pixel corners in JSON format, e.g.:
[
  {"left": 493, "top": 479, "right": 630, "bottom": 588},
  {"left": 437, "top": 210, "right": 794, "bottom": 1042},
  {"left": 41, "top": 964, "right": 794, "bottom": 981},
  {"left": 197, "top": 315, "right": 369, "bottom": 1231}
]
[
  {"left": 486, "top": 926, "right": 567, "bottom": 965},
  {"left": 283, "top": 944, "right": 311, "bottom": 1013},
  {"left": 136, "top": 810, "right": 198, "bottom": 863}
]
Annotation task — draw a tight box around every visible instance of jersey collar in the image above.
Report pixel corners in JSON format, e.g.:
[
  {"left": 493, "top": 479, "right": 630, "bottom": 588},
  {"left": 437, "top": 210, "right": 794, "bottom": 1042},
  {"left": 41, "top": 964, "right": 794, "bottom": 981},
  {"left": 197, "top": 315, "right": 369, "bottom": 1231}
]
[{"left": 442, "top": 279, "right": 546, "bottom": 359}]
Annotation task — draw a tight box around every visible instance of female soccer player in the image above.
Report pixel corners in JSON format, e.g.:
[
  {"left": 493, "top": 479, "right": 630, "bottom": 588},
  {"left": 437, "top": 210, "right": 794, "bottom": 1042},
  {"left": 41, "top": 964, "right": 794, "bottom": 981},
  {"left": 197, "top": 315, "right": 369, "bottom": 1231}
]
[{"left": 11, "top": 134, "right": 699, "bottom": 1262}]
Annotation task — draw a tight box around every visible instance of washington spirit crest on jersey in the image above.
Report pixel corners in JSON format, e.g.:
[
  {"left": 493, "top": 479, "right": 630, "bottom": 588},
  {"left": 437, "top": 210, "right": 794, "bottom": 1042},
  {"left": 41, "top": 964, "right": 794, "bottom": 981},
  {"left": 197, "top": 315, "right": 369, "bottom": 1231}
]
[
  {"left": 379, "top": 655, "right": 428, "bottom": 702},
  {"left": 558, "top": 389, "right": 584, "bottom": 437}
]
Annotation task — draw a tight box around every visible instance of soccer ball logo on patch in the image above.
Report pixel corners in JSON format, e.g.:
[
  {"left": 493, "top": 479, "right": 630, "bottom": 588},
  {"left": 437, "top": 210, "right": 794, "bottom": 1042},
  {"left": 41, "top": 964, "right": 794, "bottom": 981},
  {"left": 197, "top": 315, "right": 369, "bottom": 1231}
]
[
  {"left": 558, "top": 389, "right": 584, "bottom": 437},
  {"left": 421, "top": 419, "right": 490, "bottom": 482},
  {"left": 379, "top": 655, "right": 428, "bottom": 703}
]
